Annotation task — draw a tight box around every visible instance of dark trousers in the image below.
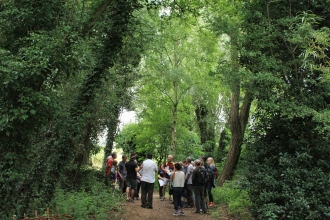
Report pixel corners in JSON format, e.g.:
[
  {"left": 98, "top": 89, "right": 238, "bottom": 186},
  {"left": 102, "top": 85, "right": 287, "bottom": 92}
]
[
  {"left": 194, "top": 185, "right": 206, "bottom": 212},
  {"left": 158, "top": 181, "right": 162, "bottom": 197},
  {"left": 119, "top": 178, "right": 127, "bottom": 194},
  {"left": 134, "top": 181, "right": 141, "bottom": 198},
  {"left": 141, "top": 181, "right": 154, "bottom": 208},
  {"left": 173, "top": 187, "right": 184, "bottom": 211},
  {"left": 183, "top": 181, "right": 188, "bottom": 198},
  {"left": 206, "top": 181, "right": 214, "bottom": 202},
  {"left": 187, "top": 184, "right": 194, "bottom": 206},
  {"left": 104, "top": 174, "right": 111, "bottom": 186}
]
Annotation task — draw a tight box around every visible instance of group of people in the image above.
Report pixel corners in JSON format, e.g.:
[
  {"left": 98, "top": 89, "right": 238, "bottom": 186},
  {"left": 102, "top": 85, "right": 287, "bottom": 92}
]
[{"left": 105, "top": 152, "right": 218, "bottom": 216}]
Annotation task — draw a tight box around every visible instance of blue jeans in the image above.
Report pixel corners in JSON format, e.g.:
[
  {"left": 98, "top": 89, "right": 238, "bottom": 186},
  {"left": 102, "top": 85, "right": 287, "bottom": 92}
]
[{"left": 173, "top": 187, "right": 184, "bottom": 211}]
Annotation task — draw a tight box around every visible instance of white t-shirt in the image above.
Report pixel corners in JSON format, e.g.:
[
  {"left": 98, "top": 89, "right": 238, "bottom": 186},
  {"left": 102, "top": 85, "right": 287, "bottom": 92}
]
[
  {"left": 140, "top": 159, "right": 158, "bottom": 183},
  {"left": 172, "top": 171, "right": 185, "bottom": 187}
]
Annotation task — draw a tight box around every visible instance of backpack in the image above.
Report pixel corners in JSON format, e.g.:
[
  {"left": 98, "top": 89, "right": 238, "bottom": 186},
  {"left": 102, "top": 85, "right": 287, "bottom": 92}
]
[
  {"left": 196, "top": 167, "right": 208, "bottom": 184},
  {"left": 214, "top": 166, "right": 219, "bottom": 179},
  {"left": 205, "top": 165, "right": 215, "bottom": 182}
]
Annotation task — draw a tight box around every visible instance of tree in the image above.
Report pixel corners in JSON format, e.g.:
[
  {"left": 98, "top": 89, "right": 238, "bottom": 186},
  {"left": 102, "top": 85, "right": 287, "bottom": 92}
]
[
  {"left": 242, "top": 0, "right": 330, "bottom": 218},
  {"left": 0, "top": 0, "right": 143, "bottom": 217},
  {"left": 206, "top": 0, "right": 253, "bottom": 186}
]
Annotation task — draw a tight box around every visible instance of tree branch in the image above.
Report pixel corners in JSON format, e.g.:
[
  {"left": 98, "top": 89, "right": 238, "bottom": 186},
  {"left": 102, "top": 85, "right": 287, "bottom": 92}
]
[{"left": 80, "top": 0, "right": 114, "bottom": 36}]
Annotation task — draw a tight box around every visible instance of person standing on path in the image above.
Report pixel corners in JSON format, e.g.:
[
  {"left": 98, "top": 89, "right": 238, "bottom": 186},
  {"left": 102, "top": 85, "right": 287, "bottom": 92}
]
[
  {"left": 170, "top": 163, "right": 186, "bottom": 216},
  {"left": 140, "top": 153, "right": 158, "bottom": 209},
  {"left": 192, "top": 159, "right": 207, "bottom": 214},
  {"left": 181, "top": 160, "right": 188, "bottom": 204},
  {"left": 105, "top": 152, "right": 117, "bottom": 187},
  {"left": 158, "top": 163, "right": 167, "bottom": 200},
  {"left": 206, "top": 157, "right": 216, "bottom": 207},
  {"left": 134, "top": 162, "right": 143, "bottom": 200},
  {"left": 162, "top": 155, "right": 174, "bottom": 200},
  {"left": 185, "top": 157, "right": 194, "bottom": 208},
  {"left": 125, "top": 154, "right": 139, "bottom": 202},
  {"left": 118, "top": 155, "right": 127, "bottom": 194}
]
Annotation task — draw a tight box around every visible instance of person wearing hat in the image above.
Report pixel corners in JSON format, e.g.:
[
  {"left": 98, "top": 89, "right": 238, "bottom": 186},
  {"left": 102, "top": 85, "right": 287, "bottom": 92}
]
[
  {"left": 192, "top": 159, "right": 207, "bottom": 214},
  {"left": 140, "top": 153, "right": 158, "bottom": 209}
]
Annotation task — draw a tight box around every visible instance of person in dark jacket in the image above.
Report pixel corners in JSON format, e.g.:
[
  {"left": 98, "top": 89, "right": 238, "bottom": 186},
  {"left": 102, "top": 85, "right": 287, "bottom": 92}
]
[{"left": 192, "top": 159, "right": 207, "bottom": 214}]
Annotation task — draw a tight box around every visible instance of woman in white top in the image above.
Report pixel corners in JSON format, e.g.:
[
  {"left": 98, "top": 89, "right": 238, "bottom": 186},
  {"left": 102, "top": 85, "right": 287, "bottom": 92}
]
[{"left": 170, "top": 163, "right": 185, "bottom": 216}]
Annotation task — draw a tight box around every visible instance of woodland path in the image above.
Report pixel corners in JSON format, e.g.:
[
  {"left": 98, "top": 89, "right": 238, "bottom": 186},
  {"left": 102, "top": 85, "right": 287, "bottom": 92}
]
[{"left": 114, "top": 191, "right": 233, "bottom": 220}]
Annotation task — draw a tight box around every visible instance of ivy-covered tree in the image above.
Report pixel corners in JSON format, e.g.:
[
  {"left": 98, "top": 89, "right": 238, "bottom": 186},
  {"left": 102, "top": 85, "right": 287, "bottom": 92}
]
[{"left": 0, "top": 0, "right": 143, "bottom": 217}]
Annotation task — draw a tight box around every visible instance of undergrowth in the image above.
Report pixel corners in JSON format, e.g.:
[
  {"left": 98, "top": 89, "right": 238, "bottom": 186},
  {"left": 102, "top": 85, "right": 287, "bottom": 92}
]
[
  {"left": 50, "top": 182, "right": 124, "bottom": 220},
  {"left": 213, "top": 179, "right": 252, "bottom": 219}
]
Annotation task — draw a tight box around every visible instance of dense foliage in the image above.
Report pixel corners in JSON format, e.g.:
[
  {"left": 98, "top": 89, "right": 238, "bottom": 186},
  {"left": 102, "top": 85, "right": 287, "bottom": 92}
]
[
  {"left": 243, "top": 0, "right": 330, "bottom": 219},
  {"left": 1, "top": 0, "right": 330, "bottom": 219},
  {"left": 0, "top": 0, "right": 143, "bottom": 218}
]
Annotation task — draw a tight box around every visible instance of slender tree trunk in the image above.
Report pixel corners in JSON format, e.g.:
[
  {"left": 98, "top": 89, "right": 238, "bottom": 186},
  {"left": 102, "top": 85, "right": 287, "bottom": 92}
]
[
  {"left": 218, "top": 37, "right": 253, "bottom": 186},
  {"left": 196, "top": 104, "right": 216, "bottom": 152},
  {"left": 104, "top": 105, "right": 121, "bottom": 165},
  {"left": 195, "top": 104, "right": 208, "bottom": 145},
  {"left": 170, "top": 80, "right": 178, "bottom": 153},
  {"left": 218, "top": 127, "right": 227, "bottom": 152},
  {"left": 218, "top": 81, "right": 242, "bottom": 186}
]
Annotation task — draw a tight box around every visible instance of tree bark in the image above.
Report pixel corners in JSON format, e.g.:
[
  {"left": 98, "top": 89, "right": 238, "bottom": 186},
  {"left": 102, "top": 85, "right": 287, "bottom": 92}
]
[
  {"left": 104, "top": 105, "right": 121, "bottom": 165},
  {"left": 195, "top": 104, "right": 208, "bottom": 145},
  {"left": 218, "top": 37, "right": 253, "bottom": 186},
  {"left": 195, "top": 104, "right": 216, "bottom": 152},
  {"left": 170, "top": 80, "right": 178, "bottom": 153},
  {"left": 81, "top": 0, "right": 114, "bottom": 36}
]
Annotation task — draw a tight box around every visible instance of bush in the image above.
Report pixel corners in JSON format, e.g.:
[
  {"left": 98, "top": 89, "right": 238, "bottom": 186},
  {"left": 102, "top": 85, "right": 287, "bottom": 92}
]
[
  {"left": 51, "top": 181, "right": 124, "bottom": 220},
  {"left": 11, "top": 169, "right": 123, "bottom": 220},
  {"left": 246, "top": 114, "right": 330, "bottom": 219},
  {"left": 213, "top": 180, "right": 251, "bottom": 218}
]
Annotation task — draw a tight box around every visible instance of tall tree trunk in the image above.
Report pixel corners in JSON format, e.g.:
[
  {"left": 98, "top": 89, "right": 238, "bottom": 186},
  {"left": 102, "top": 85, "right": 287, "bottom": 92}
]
[
  {"left": 218, "top": 81, "right": 242, "bottom": 186},
  {"left": 196, "top": 104, "right": 216, "bottom": 152},
  {"left": 218, "top": 37, "right": 253, "bottom": 186},
  {"left": 170, "top": 80, "right": 178, "bottom": 153},
  {"left": 195, "top": 104, "right": 208, "bottom": 145},
  {"left": 104, "top": 105, "right": 121, "bottom": 165}
]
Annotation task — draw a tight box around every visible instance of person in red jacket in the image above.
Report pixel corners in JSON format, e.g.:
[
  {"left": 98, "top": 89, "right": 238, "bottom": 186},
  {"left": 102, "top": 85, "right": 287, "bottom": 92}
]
[{"left": 105, "top": 152, "right": 117, "bottom": 187}]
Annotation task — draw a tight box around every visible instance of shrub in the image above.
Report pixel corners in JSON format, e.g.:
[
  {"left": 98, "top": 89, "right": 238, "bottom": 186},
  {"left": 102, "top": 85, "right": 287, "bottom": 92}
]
[
  {"left": 51, "top": 181, "right": 124, "bottom": 220},
  {"left": 213, "top": 180, "right": 251, "bottom": 218},
  {"left": 246, "top": 114, "right": 330, "bottom": 219}
]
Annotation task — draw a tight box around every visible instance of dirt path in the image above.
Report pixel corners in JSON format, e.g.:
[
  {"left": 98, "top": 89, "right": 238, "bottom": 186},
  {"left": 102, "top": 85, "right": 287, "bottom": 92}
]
[{"left": 115, "top": 192, "right": 219, "bottom": 220}]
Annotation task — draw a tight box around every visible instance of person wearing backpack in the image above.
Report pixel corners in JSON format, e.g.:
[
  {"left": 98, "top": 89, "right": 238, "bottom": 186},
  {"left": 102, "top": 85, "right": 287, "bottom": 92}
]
[
  {"left": 192, "top": 159, "right": 207, "bottom": 214},
  {"left": 206, "top": 157, "right": 217, "bottom": 207}
]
